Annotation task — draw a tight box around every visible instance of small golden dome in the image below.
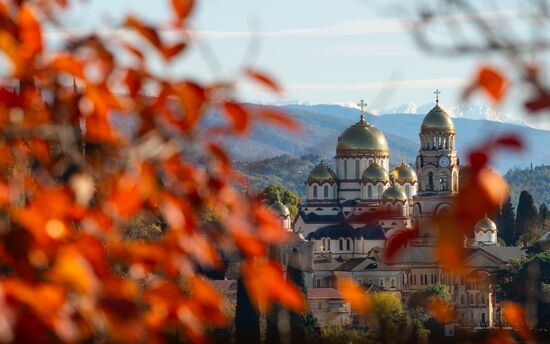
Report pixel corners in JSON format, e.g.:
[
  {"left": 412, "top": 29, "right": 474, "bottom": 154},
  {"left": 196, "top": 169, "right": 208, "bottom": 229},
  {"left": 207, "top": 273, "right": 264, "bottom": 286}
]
[
  {"left": 474, "top": 216, "right": 497, "bottom": 233},
  {"left": 390, "top": 161, "right": 417, "bottom": 184},
  {"left": 361, "top": 162, "right": 389, "bottom": 184},
  {"left": 381, "top": 186, "right": 407, "bottom": 203},
  {"left": 269, "top": 201, "right": 290, "bottom": 217},
  {"left": 336, "top": 116, "right": 389, "bottom": 155},
  {"left": 421, "top": 105, "right": 454, "bottom": 131},
  {"left": 307, "top": 161, "right": 336, "bottom": 184}
]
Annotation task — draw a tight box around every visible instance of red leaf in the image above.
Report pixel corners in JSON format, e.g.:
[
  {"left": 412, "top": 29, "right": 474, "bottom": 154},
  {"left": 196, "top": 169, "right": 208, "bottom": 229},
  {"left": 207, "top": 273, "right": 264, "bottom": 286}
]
[
  {"left": 124, "top": 69, "right": 142, "bottom": 97},
  {"left": 468, "top": 150, "right": 488, "bottom": 171},
  {"left": 494, "top": 134, "right": 523, "bottom": 150},
  {"left": 161, "top": 42, "right": 187, "bottom": 60},
  {"left": 502, "top": 302, "right": 534, "bottom": 342},
  {"left": 171, "top": 0, "right": 195, "bottom": 23},
  {"left": 525, "top": 91, "right": 550, "bottom": 113},
  {"left": 385, "top": 229, "right": 417, "bottom": 259},
  {"left": 246, "top": 69, "right": 282, "bottom": 94},
  {"left": 477, "top": 66, "right": 507, "bottom": 103},
  {"left": 125, "top": 16, "right": 162, "bottom": 49},
  {"left": 222, "top": 102, "right": 249, "bottom": 134}
]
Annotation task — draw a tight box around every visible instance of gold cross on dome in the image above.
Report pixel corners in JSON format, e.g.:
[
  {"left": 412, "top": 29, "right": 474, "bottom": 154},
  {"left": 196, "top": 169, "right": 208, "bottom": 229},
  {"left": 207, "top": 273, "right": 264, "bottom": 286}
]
[
  {"left": 358, "top": 99, "right": 367, "bottom": 123},
  {"left": 434, "top": 89, "right": 441, "bottom": 105}
]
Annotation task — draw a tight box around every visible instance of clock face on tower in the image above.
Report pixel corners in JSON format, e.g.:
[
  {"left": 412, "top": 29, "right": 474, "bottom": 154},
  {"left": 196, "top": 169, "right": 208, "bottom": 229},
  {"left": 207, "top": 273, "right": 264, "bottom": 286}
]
[{"left": 438, "top": 156, "right": 450, "bottom": 167}]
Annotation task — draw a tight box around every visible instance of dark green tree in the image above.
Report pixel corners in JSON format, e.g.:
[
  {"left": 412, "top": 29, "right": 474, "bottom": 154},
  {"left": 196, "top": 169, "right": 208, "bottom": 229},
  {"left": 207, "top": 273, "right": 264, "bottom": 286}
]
[
  {"left": 235, "top": 275, "right": 260, "bottom": 344},
  {"left": 262, "top": 184, "right": 300, "bottom": 220},
  {"left": 515, "top": 190, "right": 542, "bottom": 246},
  {"left": 266, "top": 245, "right": 283, "bottom": 344},
  {"left": 496, "top": 197, "right": 516, "bottom": 246},
  {"left": 540, "top": 203, "right": 550, "bottom": 230},
  {"left": 286, "top": 249, "right": 318, "bottom": 344}
]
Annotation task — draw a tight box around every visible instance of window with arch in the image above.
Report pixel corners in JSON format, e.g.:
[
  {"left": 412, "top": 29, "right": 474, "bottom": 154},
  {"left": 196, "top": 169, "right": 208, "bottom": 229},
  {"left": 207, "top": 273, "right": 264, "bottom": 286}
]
[
  {"left": 377, "top": 184, "right": 383, "bottom": 198},
  {"left": 428, "top": 172, "right": 434, "bottom": 191},
  {"left": 355, "top": 160, "right": 360, "bottom": 178},
  {"left": 321, "top": 239, "right": 325, "bottom": 251},
  {"left": 440, "top": 172, "right": 448, "bottom": 191},
  {"left": 313, "top": 185, "right": 318, "bottom": 198},
  {"left": 327, "top": 239, "right": 331, "bottom": 251},
  {"left": 344, "top": 161, "right": 348, "bottom": 179},
  {"left": 346, "top": 239, "right": 351, "bottom": 251},
  {"left": 405, "top": 185, "right": 411, "bottom": 198},
  {"left": 367, "top": 185, "right": 372, "bottom": 198},
  {"left": 339, "top": 239, "right": 343, "bottom": 251},
  {"left": 453, "top": 172, "right": 458, "bottom": 191},
  {"left": 323, "top": 184, "right": 329, "bottom": 198}
]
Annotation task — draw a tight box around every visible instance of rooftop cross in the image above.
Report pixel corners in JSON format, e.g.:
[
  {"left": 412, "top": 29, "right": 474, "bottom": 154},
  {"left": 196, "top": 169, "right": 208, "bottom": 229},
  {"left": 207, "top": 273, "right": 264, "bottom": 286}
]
[
  {"left": 358, "top": 99, "right": 367, "bottom": 123},
  {"left": 434, "top": 89, "right": 441, "bottom": 105}
]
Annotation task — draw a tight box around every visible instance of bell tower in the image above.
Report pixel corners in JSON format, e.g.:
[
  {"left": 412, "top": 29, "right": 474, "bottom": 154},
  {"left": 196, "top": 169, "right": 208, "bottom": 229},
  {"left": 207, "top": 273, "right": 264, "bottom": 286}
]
[{"left": 412, "top": 90, "right": 460, "bottom": 243}]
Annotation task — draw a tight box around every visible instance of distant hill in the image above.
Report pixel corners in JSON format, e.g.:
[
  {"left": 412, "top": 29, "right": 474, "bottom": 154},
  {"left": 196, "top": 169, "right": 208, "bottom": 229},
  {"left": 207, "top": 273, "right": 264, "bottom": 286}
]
[
  {"left": 505, "top": 165, "right": 550, "bottom": 206},
  {"left": 222, "top": 103, "right": 550, "bottom": 174}
]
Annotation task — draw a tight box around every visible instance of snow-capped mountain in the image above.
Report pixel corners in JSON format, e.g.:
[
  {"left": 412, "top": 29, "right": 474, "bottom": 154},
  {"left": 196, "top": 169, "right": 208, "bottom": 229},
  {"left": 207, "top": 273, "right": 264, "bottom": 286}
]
[{"left": 377, "top": 102, "right": 534, "bottom": 128}]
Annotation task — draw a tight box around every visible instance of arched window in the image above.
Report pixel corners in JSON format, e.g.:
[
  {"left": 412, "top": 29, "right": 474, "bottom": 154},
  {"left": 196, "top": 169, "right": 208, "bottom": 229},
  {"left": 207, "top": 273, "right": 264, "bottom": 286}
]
[
  {"left": 339, "top": 239, "right": 343, "bottom": 251},
  {"left": 321, "top": 239, "right": 325, "bottom": 251},
  {"left": 440, "top": 172, "right": 448, "bottom": 191},
  {"left": 327, "top": 239, "right": 330, "bottom": 251},
  {"left": 344, "top": 161, "right": 348, "bottom": 179},
  {"left": 313, "top": 185, "right": 318, "bottom": 198},
  {"left": 355, "top": 160, "right": 360, "bottom": 178},
  {"left": 405, "top": 185, "right": 411, "bottom": 198},
  {"left": 453, "top": 172, "right": 458, "bottom": 191},
  {"left": 323, "top": 184, "right": 329, "bottom": 198},
  {"left": 367, "top": 185, "right": 372, "bottom": 198},
  {"left": 461, "top": 294, "right": 465, "bottom": 305},
  {"left": 428, "top": 172, "right": 434, "bottom": 191},
  {"left": 346, "top": 239, "right": 351, "bottom": 251},
  {"left": 377, "top": 184, "right": 383, "bottom": 198}
]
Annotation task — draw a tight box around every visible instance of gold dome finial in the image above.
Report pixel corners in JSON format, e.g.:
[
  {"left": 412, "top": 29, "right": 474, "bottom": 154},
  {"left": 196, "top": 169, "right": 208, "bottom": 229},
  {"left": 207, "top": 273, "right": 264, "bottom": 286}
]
[
  {"left": 358, "top": 99, "right": 367, "bottom": 124},
  {"left": 434, "top": 89, "right": 441, "bottom": 105}
]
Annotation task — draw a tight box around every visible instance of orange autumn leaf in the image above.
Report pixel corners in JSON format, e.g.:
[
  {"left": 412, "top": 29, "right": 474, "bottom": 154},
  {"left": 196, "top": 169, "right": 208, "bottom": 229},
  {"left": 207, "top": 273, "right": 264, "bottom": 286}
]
[
  {"left": 49, "top": 54, "right": 85, "bottom": 79},
  {"left": 223, "top": 102, "right": 249, "bottom": 134},
  {"left": 257, "top": 108, "right": 301, "bottom": 134},
  {"left": 245, "top": 69, "right": 283, "bottom": 94},
  {"left": 125, "top": 16, "right": 162, "bottom": 49},
  {"left": 338, "top": 278, "right": 372, "bottom": 314},
  {"left": 502, "top": 302, "right": 534, "bottom": 343},
  {"left": 161, "top": 42, "right": 187, "bottom": 60},
  {"left": 18, "top": 5, "right": 43, "bottom": 61},
  {"left": 477, "top": 66, "right": 507, "bottom": 103},
  {"left": 49, "top": 248, "right": 100, "bottom": 295},
  {"left": 242, "top": 259, "right": 304, "bottom": 313},
  {"left": 171, "top": 0, "right": 195, "bottom": 23},
  {"left": 426, "top": 298, "right": 455, "bottom": 323}
]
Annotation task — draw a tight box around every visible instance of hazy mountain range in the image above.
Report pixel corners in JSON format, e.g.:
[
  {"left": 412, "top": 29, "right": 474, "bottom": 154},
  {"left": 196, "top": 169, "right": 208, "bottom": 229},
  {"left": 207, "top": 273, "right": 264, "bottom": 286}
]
[{"left": 222, "top": 103, "right": 550, "bottom": 174}]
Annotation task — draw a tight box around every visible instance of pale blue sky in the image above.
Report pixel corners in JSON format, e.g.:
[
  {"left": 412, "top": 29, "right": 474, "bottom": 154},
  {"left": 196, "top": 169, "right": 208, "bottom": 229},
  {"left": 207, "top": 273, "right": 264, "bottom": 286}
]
[{"left": 54, "top": 0, "right": 549, "bottom": 128}]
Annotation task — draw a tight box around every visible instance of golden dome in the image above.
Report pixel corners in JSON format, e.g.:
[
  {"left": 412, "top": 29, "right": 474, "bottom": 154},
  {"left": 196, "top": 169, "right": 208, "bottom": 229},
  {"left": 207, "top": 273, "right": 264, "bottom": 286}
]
[
  {"left": 381, "top": 186, "right": 407, "bottom": 203},
  {"left": 361, "top": 162, "right": 389, "bottom": 184},
  {"left": 336, "top": 116, "right": 389, "bottom": 155},
  {"left": 307, "top": 161, "right": 336, "bottom": 184},
  {"left": 474, "top": 216, "right": 497, "bottom": 233},
  {"left": 421, "top": 105, "right": 454, "bottom": 131},
  {"left": 390, "top": 161, "right": 417, "bottom": 184},
  {"left": 269, "top": 201, "right": 290, "bottom": 217}
]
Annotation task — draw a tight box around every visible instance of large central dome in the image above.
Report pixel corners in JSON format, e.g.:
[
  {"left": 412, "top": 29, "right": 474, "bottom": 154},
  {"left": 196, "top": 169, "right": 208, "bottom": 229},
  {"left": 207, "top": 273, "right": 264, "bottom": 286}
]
[{"left": 336, "top": 116, "right": 389, "bottom": 155}]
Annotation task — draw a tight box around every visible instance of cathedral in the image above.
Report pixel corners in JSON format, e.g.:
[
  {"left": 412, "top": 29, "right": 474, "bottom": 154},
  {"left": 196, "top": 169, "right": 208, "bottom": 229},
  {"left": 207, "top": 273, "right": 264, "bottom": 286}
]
[{"left": 269, "top": 95, "right": 525, "bottom": 329}]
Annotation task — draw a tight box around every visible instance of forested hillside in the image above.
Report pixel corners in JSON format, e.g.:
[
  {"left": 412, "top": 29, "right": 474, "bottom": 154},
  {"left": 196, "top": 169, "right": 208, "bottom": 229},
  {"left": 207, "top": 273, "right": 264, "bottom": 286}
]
[{"left": 505, "top": 165, "right": 550, "bottom": 206}]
